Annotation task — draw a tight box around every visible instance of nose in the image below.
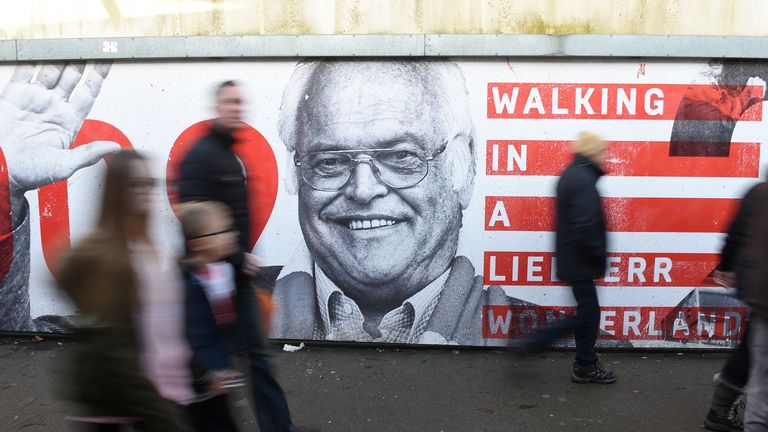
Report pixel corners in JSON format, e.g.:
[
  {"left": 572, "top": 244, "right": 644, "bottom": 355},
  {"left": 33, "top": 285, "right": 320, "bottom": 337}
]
[{"left": 342, "top": 162, "right": 388, "bottom": 204}]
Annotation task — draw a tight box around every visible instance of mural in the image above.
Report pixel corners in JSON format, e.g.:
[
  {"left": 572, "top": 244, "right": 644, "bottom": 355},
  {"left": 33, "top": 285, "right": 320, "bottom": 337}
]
[{"left": 0, "top": 59, "right": 762, "bottom": 348}]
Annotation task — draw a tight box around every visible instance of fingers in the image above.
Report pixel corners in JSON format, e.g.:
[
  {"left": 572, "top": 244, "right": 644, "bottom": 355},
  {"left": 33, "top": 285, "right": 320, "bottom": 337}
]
[
  {"left": 54, "top": 63, "right": 86, "bottom": 99},
  {"left": 9, "top": 64, "right": 35, "bottom": 83},
  {"left": 69, "top": 63, "right": 111, "bottom": 120},
  {"left": 56, "top": 141, "right": 122, "bottom": 180},
  {"left": 36, "top": 63, "right": 66, "bottom": 89}
]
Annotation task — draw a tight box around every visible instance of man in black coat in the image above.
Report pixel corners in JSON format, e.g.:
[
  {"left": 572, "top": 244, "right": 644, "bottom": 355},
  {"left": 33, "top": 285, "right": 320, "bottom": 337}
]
[
  {"left": 178, "top": 81, "right": 299, "bottom": 432},
  {"left": 520, "top": 132, "right": 616, "bottom": 384}
]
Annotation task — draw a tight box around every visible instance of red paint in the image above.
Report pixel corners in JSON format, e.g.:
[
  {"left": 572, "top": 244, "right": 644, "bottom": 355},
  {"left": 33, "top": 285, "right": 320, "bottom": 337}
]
[
  {"left": 0, "top": 149, "right": 12, "bottom": 279},
  {"left": 483, "top": 305, "right": 747, "bottom": 341},
  {"left": 485, "top": 196, "right": 739, "bottom": 233},
  {"left": 165, "top": 120, "right": 278, "bottom": 249},
  {"left": 487, "top": 83, "right": 763, "bottom": 120},
  {"left": 486, "top": 140, "right": 760, "bottom": 178},
  {"left": 38, "top": 120, "right": 133, "bottom": 275},
  {"left": 484, "top": 251, "right": 719, "bottom": 287}
]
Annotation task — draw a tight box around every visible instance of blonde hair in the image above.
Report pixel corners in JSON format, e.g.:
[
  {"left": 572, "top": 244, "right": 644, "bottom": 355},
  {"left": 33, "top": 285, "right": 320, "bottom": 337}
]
[
  {"left": 573, "top": 131, "right": 606, "bottom": 156},
  {"left": 177, "top": 201, "right": 232, "bottom": 241}
]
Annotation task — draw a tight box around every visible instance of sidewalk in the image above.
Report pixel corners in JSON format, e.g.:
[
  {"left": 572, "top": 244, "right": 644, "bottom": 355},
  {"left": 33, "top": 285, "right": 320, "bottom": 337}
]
[{"left": 0, "top": 336, "right": 730, "bottom": 431}]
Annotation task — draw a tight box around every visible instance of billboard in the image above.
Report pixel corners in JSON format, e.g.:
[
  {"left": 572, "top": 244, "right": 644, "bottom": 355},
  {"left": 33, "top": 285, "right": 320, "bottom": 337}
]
[{"left": 0, "top": 59, "right": 761, "bottom": 348}]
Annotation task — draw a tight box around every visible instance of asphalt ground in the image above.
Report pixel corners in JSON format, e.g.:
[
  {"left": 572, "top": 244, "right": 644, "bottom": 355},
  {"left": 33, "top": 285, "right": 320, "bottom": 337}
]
[{"left": 0, "top": 337, "right": 735, "bottom": 431}]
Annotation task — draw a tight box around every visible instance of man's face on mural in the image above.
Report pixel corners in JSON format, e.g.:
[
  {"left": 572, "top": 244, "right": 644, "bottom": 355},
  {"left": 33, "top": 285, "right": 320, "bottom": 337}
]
[{"left": 295, "top": 64, "right": 464, "bottom": 306}]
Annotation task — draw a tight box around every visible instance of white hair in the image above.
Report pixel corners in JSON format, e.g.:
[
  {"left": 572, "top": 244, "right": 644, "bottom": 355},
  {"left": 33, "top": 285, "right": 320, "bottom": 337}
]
[{"left": 277, "top": 60, "right": 476, "bottom": 203}]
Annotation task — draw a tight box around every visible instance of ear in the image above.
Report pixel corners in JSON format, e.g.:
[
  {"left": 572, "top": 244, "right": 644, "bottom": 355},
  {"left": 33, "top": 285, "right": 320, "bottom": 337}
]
[
  {"left": 285, "top": 157, "right": 299, "bottom": 195},
  {"left": 445, "top": 135, "right": 475, "bottom": 209}
]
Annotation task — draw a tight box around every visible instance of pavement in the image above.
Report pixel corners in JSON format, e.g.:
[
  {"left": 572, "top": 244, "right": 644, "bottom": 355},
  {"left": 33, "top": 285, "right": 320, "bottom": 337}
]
[{"left": 0, "top": 336, "right": 737, "bottom": 431}]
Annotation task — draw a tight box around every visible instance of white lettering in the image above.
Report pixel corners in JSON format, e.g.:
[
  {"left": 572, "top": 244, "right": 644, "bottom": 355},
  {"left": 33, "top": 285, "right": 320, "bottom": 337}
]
[
  {"left": 551, "top": 87, "right": 569, "bottom": 114},
  {"left": 523, "top": 88, "right": 545, "bottom": 115},
  {"left": 575, "top": 87, "right": 595, "bottom": 115},
  {"left": 527, "top": 256, "right": 544, "bottom": 282},
  {"left": 644, "top": 88, "right": 664, "bottom": 116},
  {"left": 647, "top": 311, "right": 662, "bottom": 336},
  {"left": 492, "top": 86, "right": 519, "bottom": 114},
  {"left": 488, "top": 310, "right": 512, "bottom": 334},
  {"left": 653, "top": 257, "right": 672, "bottom": 283},
  {"left": 623, "top": 311, "right": 642, "bottom": 336},
  {"left": 627, "top": 257, "right": 646, "bottom": 283},
  {"left": 616, "top": 88, "right": 637, "bottom": 115},
  {"left": 698, "top": 312, "right": 716, "bottom": 337},
  {"left": 488, "top": 201, "right": 510, "bottom": 228},
  {"left": 672, "top": 312, "right": 689, "bottom": 336},
  {"left": 600, "top": 310, "right": 617, "bottom": 335},
  {"left": 604, "top": 257, "right": 621, "bottom": 282},
  {"left": 601, "top": 88, "right": 609, "bottom": 114},
  {"left": 508, "top": 144, "right": 527, "bottom": 172},
  {"left": 491, "top": 143, "right": 499, "bottom": 172},
  {"left": 488, "top": 256, "right": 505, "bottom": 282}
]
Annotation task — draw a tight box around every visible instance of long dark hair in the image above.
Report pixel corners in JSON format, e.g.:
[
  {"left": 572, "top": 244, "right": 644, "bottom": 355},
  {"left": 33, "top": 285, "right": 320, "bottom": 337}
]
[{"left": 97, "top": 150, "right": 150, "bottom": 245}]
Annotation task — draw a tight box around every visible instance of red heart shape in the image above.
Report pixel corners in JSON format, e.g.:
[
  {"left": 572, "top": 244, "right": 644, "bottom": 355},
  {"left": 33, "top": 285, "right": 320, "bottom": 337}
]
[{"left": 166, "top": 120, "right": 278, "bottom": 250}]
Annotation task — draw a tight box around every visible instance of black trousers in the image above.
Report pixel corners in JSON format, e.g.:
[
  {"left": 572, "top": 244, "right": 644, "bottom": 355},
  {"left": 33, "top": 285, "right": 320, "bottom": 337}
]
[
  {"left": 233, "top": 273, "right": 293, "bottom": 432},
  {"left": 188, "top": 395, "right": 238, "bottom": 432},
  {"left": 721, "top": 321, "right": 750, "bottom": 389},
  {"left": 523, "top": 280, "right": 601, "bottom": 364}
]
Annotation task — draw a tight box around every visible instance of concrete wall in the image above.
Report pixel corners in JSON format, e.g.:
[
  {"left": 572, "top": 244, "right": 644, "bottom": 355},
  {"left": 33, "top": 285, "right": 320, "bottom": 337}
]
[{"left": 2, "top": 0, "right": 767, "bottom": 40}]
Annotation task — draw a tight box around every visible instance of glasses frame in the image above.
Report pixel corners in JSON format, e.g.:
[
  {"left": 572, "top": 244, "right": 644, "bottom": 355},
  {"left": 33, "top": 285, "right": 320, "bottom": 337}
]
[{"left": 293, "top": 143, "right": 448, "bottom": 192}]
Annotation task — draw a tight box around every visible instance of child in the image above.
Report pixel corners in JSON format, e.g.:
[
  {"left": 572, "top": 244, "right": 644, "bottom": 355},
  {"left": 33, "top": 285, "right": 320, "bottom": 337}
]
[{"left": 178, "top": 201, "right": 244, "bottom": 432}]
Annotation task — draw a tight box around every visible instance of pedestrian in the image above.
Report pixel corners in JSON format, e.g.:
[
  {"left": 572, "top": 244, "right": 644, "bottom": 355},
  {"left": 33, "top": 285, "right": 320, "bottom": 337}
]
[
  {"left": 57, "top": 150, "right": 192, "bottom": 431},
  {"left": 731, "top": 178, "right": 768, "bottom": 431},
  {"left": 518, "top": 131, "right": 617, "bottom": 384},
  {"left": 702, "top": 181, "right": 764, "bottom": 432},
  {"left": 178, "top": 80, "right": 300, "bottom": 432},
  {"left": 178, "top": 201, "right": 245, "bottom": 432}
]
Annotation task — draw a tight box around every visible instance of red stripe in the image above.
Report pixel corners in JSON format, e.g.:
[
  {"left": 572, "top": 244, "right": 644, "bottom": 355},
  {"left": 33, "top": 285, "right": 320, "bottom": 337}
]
[
  {"left": 486, "top": 140, "right": 760, "bottom": 178},
  {"left": 484, "top": 252, "right": 719, "bottom": 287},
  {"left": 0, "top": 148, "right": 12, "bottom": 279},
  {"left": 485, "top": 196, "right": 739, "bottom": 233},
  {"left": 487, "top": 83, "right": 763, "bottom": 120},
  {"left": 482, "top": 305, "right": 746, "bottom": 341}
]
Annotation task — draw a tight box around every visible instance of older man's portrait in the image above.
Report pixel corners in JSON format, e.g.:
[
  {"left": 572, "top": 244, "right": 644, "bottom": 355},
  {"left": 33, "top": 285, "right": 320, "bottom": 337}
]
[{"left": 270, "top": 60, "right": 524, "bottom": 346}]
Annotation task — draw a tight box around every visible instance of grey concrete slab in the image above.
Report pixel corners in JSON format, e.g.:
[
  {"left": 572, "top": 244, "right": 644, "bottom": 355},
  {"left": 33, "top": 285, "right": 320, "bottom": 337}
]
[{"left": 0, "top": 337, "right": 732, "bottom": 431}]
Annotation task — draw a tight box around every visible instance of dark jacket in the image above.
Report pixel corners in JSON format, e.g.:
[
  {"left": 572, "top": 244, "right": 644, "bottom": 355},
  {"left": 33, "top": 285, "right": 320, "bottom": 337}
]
[
  {"left": 57, "top": 234, "right": 190, "bottom": 431},
  {"left": 182, "top": 266, "right": 233, "bottom": 380},
  {"left": 735, "top": 182, "right": 768, "bottom": 317},
  {"left": 555, "top": 155, "right": 607, "bottom": 283},
  {"left": 178, "top": 125, "right": 250, "bottom": 267},
  {"left": 718, "top": 183, "right": 765, "bottom": 273}
]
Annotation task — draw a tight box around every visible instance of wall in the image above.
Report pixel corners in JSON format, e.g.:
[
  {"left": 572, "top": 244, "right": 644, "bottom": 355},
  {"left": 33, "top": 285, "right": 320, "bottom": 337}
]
[
  {"left": 0, "top": 58, "right": 759, "bottom": 348},
  {"left": 2, "top": 0, "right": 768, "bottom": 40}
]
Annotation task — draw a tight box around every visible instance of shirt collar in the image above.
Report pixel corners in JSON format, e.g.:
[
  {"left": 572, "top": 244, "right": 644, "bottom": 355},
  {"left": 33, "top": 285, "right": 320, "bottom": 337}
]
[{"left": 314, "top": 264, "right": 450, "bottom": 342}]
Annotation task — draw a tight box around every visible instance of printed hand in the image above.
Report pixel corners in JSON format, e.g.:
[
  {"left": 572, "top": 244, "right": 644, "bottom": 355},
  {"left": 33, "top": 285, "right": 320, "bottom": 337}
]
[{"left": 0, "top": 63, "right": 120, "bottom": 216}]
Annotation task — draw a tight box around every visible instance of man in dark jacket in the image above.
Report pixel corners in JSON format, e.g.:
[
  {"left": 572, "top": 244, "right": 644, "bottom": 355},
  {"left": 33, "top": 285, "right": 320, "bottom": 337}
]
[
  {"left": 734, "top": 181, "right": 768, "bottom": 431},
  {"left": 178, "top": 81, "right": 299, "bottom": 432},
  {"left": 520, "top": 132, "right": 616, "bottom": 384}
]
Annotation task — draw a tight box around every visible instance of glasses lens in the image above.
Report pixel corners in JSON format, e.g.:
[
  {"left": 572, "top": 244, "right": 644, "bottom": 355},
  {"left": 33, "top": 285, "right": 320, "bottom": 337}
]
[
  {"left": 373, "top": 149, "right": 429, "bottom": 188},
  {"left": 300, "top": 153, "right": 354, "bottom": 190}
]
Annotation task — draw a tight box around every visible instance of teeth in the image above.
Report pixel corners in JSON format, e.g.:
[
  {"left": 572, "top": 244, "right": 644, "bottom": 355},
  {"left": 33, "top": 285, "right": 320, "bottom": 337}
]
[{"left": 347, "top": 219, "right": 398, "bottom": 230}]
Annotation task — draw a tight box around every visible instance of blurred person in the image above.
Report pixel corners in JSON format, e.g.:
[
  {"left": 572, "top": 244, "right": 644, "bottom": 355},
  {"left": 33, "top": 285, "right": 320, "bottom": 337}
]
[
  {"left": 732, "top": 178, "right": 768, "bottom": 432},
  {"left": 178, "top": 81, "right": 300, "bottom": 432},
  {"left": 57, "top": 150, "right": 191, "bottom": 431},
  {"left": 178, "top": 201, "right": 244, "bottom": 432},
  {"left": 702, "top": 180, "right": 763, "bottom": 432},
  {"left": 517, "top": 132, "right": 617, "bottom": 384}
]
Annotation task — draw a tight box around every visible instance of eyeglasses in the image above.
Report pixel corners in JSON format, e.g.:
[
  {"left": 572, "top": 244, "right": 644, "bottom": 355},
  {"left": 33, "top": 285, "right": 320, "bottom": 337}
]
[
  {"left": 129, "top": 178, "right": 158, "bottom": 190},
  {"left": 294, "top": 143, "right": 447, "bottom": 192},
  {"left": 191, "top": 228, "right": 236, "bottom": 240}
]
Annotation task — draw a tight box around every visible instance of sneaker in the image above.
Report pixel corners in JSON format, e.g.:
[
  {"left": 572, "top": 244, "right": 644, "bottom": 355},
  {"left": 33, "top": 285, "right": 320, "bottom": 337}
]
[
  {"left": 571, "top": 360, "right": 617, "bottom": 384},
  {"left": 705, "top": 408, "right": 743, "bottom": 432}
]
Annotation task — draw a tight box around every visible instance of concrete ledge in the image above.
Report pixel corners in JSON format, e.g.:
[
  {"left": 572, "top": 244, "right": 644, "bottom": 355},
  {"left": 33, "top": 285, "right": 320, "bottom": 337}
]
[{"left": 3, "top": 34, "right": 768, "bottom": 61}]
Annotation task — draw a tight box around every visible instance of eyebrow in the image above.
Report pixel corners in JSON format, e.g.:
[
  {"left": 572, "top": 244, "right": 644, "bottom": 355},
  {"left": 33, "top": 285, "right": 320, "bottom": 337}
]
[{"left": 305, "top": 135, "right": 428, "bottom": 153}]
